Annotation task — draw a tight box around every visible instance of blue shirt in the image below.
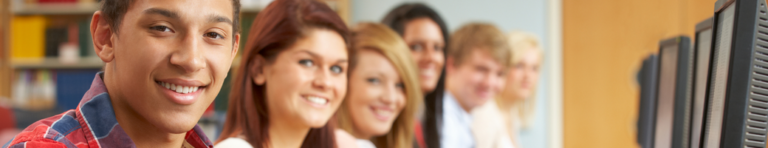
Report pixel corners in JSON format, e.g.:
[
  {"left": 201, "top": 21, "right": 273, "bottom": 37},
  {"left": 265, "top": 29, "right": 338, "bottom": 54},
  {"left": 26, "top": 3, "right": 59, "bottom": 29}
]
[{"left": 441, "top": 92, "right": 476, "bottom": 148}]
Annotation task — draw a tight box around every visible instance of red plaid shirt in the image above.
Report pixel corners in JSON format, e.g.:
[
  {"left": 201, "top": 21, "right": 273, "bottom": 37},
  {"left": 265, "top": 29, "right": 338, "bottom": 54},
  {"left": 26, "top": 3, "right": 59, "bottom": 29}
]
[{"left": 3, "top": 73, "right": 213, "bottom": 148}]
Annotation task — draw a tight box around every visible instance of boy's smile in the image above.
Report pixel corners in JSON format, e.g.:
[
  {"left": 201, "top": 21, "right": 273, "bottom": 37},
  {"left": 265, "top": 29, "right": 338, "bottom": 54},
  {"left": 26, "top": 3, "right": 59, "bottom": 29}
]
[
  {"left": 156, "top": 78, "right": 210, "bottom": 105},
  {"left": 92, "top": 0, "right": 239, "bottom": 141}
]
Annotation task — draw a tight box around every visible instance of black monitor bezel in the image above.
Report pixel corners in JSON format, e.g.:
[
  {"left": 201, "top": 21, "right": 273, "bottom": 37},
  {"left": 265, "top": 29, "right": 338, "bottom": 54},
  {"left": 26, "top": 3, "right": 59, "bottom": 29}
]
[
  {"left": 714, "top": 0, "right": 767, "bottom": 147},
  {"left": 691, "top": 17, "right": 715, "bottom": 148},
  {"left": 656, "top": 36, "right": 693, "bottom": 148}
]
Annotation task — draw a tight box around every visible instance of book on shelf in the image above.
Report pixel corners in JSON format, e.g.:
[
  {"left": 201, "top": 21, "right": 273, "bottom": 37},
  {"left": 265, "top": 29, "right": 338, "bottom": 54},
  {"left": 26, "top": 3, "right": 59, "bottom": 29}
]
[
  {"left": 11, "top": 69, "right": 100, "bottom": 111},
  {"left": 11, "top": 15, "right": 98, "bottom": 64},
  {"left": 44, "top": 27, "right": 67, "bottom": 57},
  {"left": 79, "top": 19, "right": 95, "bottom": 57},
  {"left": 12, "top": 70, "right": 56, "bottom": 111},
  {"left": 11, "top": 15, "right": 46, "bottom": 59}
]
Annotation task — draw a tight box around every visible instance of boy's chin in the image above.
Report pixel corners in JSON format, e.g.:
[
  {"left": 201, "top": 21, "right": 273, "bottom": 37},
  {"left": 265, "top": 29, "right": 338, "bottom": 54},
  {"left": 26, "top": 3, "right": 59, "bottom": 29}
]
[{"left": 147, "top": 113, "right": 202, "bottom": 134}]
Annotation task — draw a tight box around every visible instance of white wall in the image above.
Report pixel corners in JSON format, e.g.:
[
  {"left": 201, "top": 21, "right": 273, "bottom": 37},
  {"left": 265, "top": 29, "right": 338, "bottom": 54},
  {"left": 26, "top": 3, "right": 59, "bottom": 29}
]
[{"left": 350, "top": 0, "right": 553, "bottom": 148}]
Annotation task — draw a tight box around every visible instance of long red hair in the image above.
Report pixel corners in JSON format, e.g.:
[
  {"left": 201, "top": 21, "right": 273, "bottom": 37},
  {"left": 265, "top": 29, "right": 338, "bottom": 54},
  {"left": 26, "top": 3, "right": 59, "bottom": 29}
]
[{"left": 216, "top": 0, "right": 349, "bottom": 147}]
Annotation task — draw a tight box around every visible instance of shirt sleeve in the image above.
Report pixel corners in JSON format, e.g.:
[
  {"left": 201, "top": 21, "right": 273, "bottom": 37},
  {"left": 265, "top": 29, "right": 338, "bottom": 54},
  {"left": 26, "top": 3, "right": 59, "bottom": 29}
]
[{"left": 5, "top": 125, "right": 68, "bottom": 148}]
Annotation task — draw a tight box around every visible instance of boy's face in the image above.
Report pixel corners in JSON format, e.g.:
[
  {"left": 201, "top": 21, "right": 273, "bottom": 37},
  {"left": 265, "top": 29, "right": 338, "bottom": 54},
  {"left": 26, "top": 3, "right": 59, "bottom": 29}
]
[
  {"left": 446, "top": 49, "right": 507, "bottom": 112},
  {"left": 102, "top": 0, "right": 238, "bottom": 133}
]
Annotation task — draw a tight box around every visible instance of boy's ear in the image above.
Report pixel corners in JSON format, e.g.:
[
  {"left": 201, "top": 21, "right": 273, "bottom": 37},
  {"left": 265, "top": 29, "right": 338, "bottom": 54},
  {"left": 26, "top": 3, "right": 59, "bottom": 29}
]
[
  {"left": 90, "top": 11, "right": 115, "bottom": 63},
  {"left": 445, "top": 57, "right": 456, "bottom": 74},
  {"left": 250, "top": 56, "right": 267, "bottom": 85},
  {"left": 231, "top": 34, "right": 240, "bottom": 58}
]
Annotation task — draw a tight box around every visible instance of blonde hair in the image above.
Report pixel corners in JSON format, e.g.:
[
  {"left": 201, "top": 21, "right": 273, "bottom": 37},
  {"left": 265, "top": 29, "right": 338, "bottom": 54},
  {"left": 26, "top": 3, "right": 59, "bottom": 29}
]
[
  {"left": 499, "top": 31, "right": 544, "bottom": 129},
  {"left": 336, "top": 22, "right": 423, "bottom": 148},
  {"left": 447, "top": 23, "right": 511, "bottom": 68}
]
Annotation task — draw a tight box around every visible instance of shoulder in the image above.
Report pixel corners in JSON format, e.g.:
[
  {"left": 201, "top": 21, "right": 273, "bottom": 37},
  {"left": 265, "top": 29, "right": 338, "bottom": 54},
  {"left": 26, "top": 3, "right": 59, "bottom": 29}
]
[
  {"left": 6, "top": 110, "right": 82, "bottom": 148},
  {"left": 215, "top": 137, "right": 254, "bottom": 148},
  {"left": 334, "top": 129, "right": 358, "bottom": 148},
  {"left": 471, "top": 101, "right": 504, "bottom": 124},
  {"left": 470, "top": 101, "right": 508, "bottom": 147}
]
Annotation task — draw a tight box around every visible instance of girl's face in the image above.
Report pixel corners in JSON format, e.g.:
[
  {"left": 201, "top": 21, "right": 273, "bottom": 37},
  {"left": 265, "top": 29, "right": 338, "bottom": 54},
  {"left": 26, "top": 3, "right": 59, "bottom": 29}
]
[
  {"left": 346, "top": 49, "right": 406, "bottom": 138},
  {"left": 402, "top": 17, "right": 445, "bottom": 93},
  {"left": 255, "top": 29, "right": 349, "bottom": 128},
  {"left": 505, "top": 48, "right": 541, "bottom": 101}
]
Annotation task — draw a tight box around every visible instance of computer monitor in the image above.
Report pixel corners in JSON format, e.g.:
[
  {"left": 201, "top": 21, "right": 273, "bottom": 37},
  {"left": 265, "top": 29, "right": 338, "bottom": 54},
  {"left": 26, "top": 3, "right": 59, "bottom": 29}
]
[
  {"left": 691, "top": 17, "right": 714, "bottom": 148},
  {"left": 637, "top": 54, "right": 659, "bottom": 148},
  {"left": 703, "top": 0, "right": 768, "bottom": 147},
  {"left": 655, "top": 36, "right": 692, "bottom": 148}
]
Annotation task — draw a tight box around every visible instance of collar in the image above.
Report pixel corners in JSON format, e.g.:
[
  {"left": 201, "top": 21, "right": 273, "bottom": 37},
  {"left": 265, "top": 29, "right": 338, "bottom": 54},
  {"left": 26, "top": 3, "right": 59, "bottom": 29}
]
[
  {"left": 75, "top": 72, "right": 212, "bottom": 148},
  {"left": 443, "top": 92, "right": 473, "bottom": 124}
]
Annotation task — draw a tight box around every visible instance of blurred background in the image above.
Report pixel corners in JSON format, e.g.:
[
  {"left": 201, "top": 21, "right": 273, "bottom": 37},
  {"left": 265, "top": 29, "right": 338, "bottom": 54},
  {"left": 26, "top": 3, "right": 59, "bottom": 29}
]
[{"left": 0, "top": 0, "right": 724, "bottom": 147}]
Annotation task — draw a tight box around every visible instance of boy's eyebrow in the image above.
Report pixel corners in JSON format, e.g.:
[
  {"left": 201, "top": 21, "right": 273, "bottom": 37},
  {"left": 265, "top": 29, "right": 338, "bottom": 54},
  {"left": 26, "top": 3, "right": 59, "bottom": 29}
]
[
  {"left": 209, "top": 15, "right": 233, "bottom": 26},
  {"left": 144, "top": 8, "right": 179, "bottom": 19},
  {"left": 143, "top": 8, "right": 232, "bottom": 26}
]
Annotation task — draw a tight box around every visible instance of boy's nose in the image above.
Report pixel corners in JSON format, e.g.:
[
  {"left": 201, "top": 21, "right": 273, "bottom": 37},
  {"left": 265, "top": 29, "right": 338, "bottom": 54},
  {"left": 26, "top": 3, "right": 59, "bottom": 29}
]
[{"left": 170, "top": 33, "right": 206, "bottom": 73}]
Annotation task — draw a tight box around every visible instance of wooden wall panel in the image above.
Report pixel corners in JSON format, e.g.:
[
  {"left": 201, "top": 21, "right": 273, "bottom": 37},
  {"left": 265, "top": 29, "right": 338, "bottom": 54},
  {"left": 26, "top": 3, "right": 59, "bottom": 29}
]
[{"left": 562, "top": 0, "right": 715, "bottom": 147}]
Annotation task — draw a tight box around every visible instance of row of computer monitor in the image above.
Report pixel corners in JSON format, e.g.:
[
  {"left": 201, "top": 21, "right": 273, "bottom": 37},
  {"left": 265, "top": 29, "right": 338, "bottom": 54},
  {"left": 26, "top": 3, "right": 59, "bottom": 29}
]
[{"left": 637, "top": 0, "right": 768, "bottom": 147}]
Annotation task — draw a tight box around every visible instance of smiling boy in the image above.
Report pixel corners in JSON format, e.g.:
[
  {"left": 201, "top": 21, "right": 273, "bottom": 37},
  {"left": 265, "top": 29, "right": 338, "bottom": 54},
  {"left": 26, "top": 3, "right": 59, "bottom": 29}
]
[
  {"left": 440, "top": 23, "right": 511, "bottom": 148},
  {"left": 3, "top": 0, "right": 240, "bottom": 147}
]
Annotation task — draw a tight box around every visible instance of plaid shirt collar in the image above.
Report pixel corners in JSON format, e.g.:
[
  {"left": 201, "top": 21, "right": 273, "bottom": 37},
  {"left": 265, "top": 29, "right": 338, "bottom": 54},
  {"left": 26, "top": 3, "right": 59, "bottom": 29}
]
[
  {"left": 4, "top": 72, "right": 213, "bottom": 148},
  {"left": 77, "top": 72, "right": 214, "bottom": 148}
]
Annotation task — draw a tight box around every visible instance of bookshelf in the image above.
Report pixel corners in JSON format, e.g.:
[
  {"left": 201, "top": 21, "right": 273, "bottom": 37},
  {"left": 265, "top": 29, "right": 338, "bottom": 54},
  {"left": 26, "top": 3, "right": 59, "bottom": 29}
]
[
  {"left": 3, "top": 1, "right": 101, "bottom": 111},
  {"left": 11, "top": 57, "right": 103, "bottom": 69},
  {"left": 1, "top": 0, "right": 10, "bottom": 101},
  {"left": 12, "top": 3, "right": 99, "bottom": 15}
]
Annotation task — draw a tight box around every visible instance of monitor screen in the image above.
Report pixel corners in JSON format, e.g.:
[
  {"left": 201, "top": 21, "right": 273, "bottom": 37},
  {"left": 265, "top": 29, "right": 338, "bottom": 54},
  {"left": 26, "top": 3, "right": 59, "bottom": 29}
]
[
  {"left": 691, "top": 18, "right": 714, "bottom": 148},
  {"left": 655, "top": 43, "right": 679, "bottom": 148},
  {"left": 703, "top": 2, "right": 736, "bottom": 148}
]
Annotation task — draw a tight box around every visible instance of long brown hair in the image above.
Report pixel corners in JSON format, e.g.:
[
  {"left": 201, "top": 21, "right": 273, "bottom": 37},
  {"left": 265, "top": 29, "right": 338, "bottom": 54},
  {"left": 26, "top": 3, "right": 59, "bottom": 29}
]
[
  {"left": 216, "top": 0, "right": 349, "bottom": 147},
  {"left": 336, "top": 23, "right": 422, "bottom": 148},
  {"left": 382, "top": 4, "right": 449, "bottom": 148}
]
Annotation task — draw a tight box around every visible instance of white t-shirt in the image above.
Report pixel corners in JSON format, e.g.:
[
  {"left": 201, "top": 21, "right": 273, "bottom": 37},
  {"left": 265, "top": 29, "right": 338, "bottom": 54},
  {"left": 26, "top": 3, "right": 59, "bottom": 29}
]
[
  {"left": 215, "top": 137, "right": 254, "bottom": 148},
  {"left": 356, "top": 139, "right": 377, "bottom": 148}
]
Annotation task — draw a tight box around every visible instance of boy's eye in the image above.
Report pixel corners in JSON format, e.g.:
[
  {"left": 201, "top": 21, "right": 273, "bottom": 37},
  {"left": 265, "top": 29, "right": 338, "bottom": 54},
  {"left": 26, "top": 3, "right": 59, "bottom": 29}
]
[
  {"left": 330, "top": 65, "right": 343, "bottom": 74},
  {"left": 204, "top": 32, "right": 225, "bottom": 39},
  {"left": 149, "top": 25, "right": 173, "bottom": 32},
  {"left": 367, "top": 78, "right": 380, "bottom": 84},
  {"left": 299, "top": 59, "right": 314, "bottom": 67}
]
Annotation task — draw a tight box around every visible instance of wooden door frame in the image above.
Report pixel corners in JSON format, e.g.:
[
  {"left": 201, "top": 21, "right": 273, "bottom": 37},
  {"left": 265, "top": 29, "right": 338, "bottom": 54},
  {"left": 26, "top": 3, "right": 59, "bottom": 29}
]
[{"left": 547, "top": 0, "right": 563, "bottom": 147}]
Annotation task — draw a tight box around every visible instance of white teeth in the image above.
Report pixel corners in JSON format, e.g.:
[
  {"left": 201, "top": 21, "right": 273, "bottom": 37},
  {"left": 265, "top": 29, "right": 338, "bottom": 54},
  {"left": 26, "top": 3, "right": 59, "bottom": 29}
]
[
  {"left": 306, "top": 96, "right": 328, "bottom": 105},
  {"left": 374, "top": 108, "right": 390, "bottom": 117},
  {"left": 159, "top": 82, "right": 200, "bottom": 94},
  {"left": 174, "top": 85, "right": 182, "bottom": 93},
  {"left": 421, "top": 69, "right": 434, "bottom": 76}
]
